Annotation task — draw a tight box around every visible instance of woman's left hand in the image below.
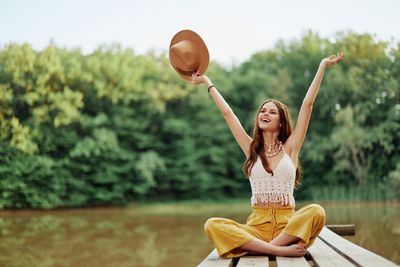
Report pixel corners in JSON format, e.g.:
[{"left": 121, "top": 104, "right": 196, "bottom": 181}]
[{"left": 322, "top": 52, "right": 345, "bottom": 66}]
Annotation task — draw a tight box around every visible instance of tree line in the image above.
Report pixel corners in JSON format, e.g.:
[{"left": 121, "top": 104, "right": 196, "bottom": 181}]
[{"left": 0, "top": 31, "right": 399, "bottom": 208}]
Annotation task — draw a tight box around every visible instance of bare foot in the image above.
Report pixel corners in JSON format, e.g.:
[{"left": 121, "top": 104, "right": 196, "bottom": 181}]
[{"left": 275, "top": 244, "right": 307, "bottom": 257}]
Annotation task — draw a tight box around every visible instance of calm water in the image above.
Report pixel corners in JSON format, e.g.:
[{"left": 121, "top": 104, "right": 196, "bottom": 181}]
[{"left": 0, "top": 200, "right": 399, "bottom": 267}]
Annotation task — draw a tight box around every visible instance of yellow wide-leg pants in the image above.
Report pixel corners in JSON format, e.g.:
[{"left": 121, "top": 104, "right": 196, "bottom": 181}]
[{"left": 204, "top": 204, "right": 326, "bottom": 258}]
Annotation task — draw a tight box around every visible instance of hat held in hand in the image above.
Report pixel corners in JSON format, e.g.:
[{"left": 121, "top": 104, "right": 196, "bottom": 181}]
[{"left": 169, "top": 29, "right": 210, "bottom": 81}]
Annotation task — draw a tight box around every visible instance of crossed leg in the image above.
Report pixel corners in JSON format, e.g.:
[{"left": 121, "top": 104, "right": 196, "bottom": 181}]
[
  {"left": 238, "top": 234, "right": 305, "bottom": 257},
  {"left": 239, "top": 204, "right": 326, "bottom": 257},
  {"left": 270, "top": 232, "right": 301, "bottom": 246}
]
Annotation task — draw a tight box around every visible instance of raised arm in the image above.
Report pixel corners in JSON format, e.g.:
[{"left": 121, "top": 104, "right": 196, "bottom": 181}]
[
  {"left": 191, "top": 72, "right": 252, "bottom": 158},
  {"left": 287, "top": 52, "right": 345, "bottom": 156}
]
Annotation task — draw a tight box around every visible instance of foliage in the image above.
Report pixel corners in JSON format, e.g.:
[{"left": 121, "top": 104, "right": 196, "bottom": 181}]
[{"left": 0, "top": 32, "right": 399, "bottom": 208}]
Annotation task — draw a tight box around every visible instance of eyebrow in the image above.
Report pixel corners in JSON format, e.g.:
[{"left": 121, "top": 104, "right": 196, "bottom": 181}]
[{"left": 261, "top": 108, "right": 278, "bottom": 111}]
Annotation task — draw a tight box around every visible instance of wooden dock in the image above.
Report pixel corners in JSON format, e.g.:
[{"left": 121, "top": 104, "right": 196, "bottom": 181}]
[{"left": 198, "top": 225, "right": 398, "bottom": 267}]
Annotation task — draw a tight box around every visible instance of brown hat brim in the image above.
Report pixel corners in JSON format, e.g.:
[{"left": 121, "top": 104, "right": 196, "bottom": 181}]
[{"left": 169, "top": 30, "right": 210, "bottom": 81}]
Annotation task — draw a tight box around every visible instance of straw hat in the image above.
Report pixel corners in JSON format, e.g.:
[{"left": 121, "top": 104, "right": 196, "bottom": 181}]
[{"left": 169, "top": 29, "right": 210, "bottom": 81}]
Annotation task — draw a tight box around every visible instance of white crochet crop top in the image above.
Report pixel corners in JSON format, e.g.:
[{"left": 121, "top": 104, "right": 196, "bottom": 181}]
[{"left": 248, "top": 149, "right": 296, "bottom": 207}]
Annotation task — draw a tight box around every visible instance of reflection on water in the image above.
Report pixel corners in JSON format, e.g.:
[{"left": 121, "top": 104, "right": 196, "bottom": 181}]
[{"left": 0, "top": 201, "right": 399, "bottom": 267}]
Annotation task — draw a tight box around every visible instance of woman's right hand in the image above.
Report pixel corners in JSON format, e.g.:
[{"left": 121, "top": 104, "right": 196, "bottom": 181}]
[
  {"left": 321, "top": 52, "right": 345, "bottom": 67},
  {"left": 190, "top": 70, "right": 211, "bottom": 86}
]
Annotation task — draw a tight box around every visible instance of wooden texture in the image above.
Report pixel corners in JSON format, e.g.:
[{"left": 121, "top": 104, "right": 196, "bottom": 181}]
[
  {"left": 319, "top": 227, "right": 398, "bottom": 267},
  {"left": 326, "top": 224, "right": 355, "bottom": 236},
  {"left": 276, "top": 256, "right": 309, "bottom": 267},
  {"left": 307, "top": 238, "right": 355, "bottom": 266},
  {"left": 197, "top": 249, "right": 233, "bottom": 267},
  {"left": 236, "top": 256, "right": 269, "bottom": 267}
]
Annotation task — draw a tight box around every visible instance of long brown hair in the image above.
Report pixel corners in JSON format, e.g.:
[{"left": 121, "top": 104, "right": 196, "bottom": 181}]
[{"left": 242, "top": 99, "right": 302, "bottom": 186}]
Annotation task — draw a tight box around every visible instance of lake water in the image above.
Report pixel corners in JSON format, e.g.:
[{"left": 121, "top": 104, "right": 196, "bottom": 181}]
[{"left": 0, "top": 200, "right": 399, "bottom": 267}]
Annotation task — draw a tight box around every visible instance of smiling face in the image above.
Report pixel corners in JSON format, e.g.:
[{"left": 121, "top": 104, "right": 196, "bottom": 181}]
[{"left": 258, "top": 101, "right": 281, "bottom": 132}]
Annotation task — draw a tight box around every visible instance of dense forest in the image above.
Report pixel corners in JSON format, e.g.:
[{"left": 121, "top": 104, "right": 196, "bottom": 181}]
[{"left": 1, "top": 31, "right": 399, "bottom": 208}]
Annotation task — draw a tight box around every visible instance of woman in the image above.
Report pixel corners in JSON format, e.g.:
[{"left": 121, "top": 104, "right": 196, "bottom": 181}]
[{"left": 191, "top": 52, "right": 345, "bottom": 258}]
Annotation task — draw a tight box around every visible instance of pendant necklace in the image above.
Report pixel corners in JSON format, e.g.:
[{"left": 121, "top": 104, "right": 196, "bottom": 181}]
[{"left": 264, "top": 141, "right": 283, "bottom": 158}]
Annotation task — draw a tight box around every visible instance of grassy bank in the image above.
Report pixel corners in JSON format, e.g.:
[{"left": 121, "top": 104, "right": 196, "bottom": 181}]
[{"left": 306, "top": 185, "right": 395, "bottom": 201}]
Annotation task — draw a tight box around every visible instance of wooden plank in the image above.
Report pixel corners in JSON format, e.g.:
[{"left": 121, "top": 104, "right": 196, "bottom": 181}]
[
  {"left": 319, "top": 227, "right": 398, "bottom": 267},
  {"left": 236, "top": 255, "right": 269, "bottom": 267},
  {"left": 276, "top": 256, "right": 310, "bottom": 267},
  {"left": 308, "top": 238, "right": 355, "bottom": 267},
  {"left": 326, "top": 224, "right": 355, "bottom": 236},
  {"left": 197, "top": 249, "right": 233, "bottom": 267}
]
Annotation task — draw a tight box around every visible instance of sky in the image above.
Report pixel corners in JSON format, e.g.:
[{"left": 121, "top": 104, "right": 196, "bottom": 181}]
[{"left": 1, "top": 0, "right": 399, "bottom": 65}]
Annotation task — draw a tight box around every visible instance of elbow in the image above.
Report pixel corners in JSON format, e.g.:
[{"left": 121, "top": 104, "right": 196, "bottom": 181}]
[
  {"left": 303, "top": 100, "right": 314, "bottom": 108},
  {"left": 222, "top": 107, "right": 233, "bottom": 116}
]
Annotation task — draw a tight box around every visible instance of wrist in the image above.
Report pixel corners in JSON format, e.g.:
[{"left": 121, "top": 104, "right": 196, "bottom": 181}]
[{"left": 204, "top": 77, "right": 212, "bottom": 87}]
